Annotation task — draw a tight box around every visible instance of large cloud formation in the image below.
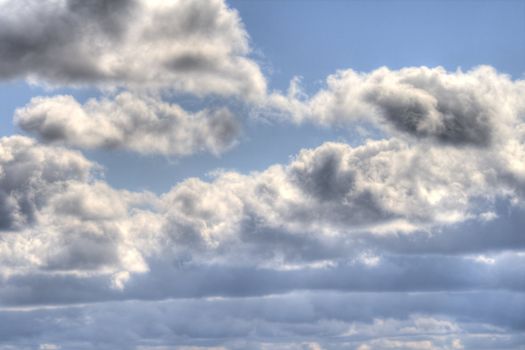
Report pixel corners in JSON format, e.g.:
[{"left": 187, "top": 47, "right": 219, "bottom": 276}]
[{"left": 0, "top": 0, "right": 266, "bottom": 99}]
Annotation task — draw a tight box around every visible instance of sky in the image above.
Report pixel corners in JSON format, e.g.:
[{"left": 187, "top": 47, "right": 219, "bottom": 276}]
[{"left": 0, "top": 0, "right": 524, "bottom": 349}]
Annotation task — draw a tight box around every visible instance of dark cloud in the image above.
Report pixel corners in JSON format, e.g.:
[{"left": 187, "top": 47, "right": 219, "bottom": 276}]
[
  {"left": 290, "top": 145, "right": 356, "bottom": 201},
  {"left": 0, "top": 0, "right": 134, "bottom": 82},
  {"left": 1, "top": 251, "right": 524, "bottom": 308}
]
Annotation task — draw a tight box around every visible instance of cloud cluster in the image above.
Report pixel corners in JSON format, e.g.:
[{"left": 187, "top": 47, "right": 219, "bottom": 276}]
[
  {"left": 0, "top": 0, "right": 266, "bottom": 99},
  {"left": 15, "top": 93, "right": 240, "bottom": 156},
  {"left": 268, "top": 66, "right": 525, "bottom": 147}
]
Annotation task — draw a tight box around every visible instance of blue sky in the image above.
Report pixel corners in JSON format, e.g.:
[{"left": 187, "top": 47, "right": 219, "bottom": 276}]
[
  {"left": 233, "top": 0, "right": 525, "bottom": 84},
  {"left": 0, "top": 1, "right": 524, "bottom": 349}
]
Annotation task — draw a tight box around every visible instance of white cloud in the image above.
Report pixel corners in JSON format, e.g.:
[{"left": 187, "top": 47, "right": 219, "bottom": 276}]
[
  {"left": 15, "top": 92, "right": 240, "bottom": 156},
  {"left": 266, "top": 66, "right": 525, "bottom": 147},
  {"left": 2, "top": 68, "right": 525, "bottom": 350}
]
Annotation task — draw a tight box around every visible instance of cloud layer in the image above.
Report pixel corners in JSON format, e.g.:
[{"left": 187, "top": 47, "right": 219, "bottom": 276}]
[{"left": 0, "top": 291, "right": 523, "bottom": 350}]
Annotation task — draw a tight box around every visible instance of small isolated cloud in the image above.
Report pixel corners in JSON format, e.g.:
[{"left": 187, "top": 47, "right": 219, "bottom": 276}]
[{"left": 15, "top": 92, "right": 240, "bottom": 156}]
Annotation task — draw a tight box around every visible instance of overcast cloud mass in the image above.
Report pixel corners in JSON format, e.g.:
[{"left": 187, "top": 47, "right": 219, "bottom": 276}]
[{"left": 0, "top": 0, "right": 523, "bottom": 349}]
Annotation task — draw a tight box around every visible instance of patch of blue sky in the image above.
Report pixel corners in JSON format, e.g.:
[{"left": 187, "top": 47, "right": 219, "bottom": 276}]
[{"left": 232, "top": 0, "right": 525, "bottom": 90}]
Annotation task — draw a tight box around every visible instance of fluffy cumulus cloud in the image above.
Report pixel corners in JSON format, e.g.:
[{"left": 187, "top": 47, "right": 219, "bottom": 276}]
[
  {"left": 267, "top": 66, "right": 525, "bottom": 147},
  {"left": 160, "top": 135, "right": 523, "bottom": 252},
  {"left": 15, "top": 92, "right": 240, "bottom": 156},
  {"left": 0, "top": 0, "right": 266, "bottom": 99}
]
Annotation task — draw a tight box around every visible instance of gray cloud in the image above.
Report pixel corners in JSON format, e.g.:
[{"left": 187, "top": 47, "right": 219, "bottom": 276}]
[
  {"left": 0, "top": 0, "right": 266, "bottom": 99},
  {"left": 2, "top": 252, "right": 524, "bottom": 307},
  {"left": 15, "top": 92, "right": 240, "bottom": 156}
]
